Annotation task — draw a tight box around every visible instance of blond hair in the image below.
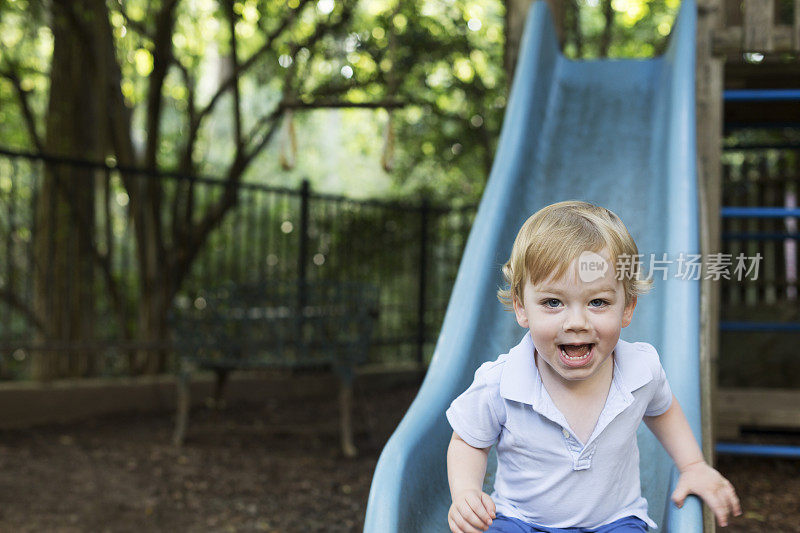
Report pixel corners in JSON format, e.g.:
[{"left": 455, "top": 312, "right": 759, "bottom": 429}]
[{"left": 497, "top": 201, "right": 651, "bottom": 309}]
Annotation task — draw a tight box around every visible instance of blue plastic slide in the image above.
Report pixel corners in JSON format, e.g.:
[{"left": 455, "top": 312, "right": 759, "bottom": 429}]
[{"left": 365, "top": 1, "right": 703, "bottom": 531}]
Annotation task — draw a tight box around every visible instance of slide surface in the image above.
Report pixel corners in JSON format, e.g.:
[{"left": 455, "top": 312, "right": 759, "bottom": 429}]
[{"left": 364, "top": 1, "right": 703, "bottom": 531}]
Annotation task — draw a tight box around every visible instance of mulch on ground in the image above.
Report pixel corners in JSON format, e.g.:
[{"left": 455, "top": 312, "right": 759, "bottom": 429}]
[
  {"left": 0, "top": 380, "right": 797, "bottom": 532},
  {"left": 716, "top": 431, "right": 800, "bottom": 533}
]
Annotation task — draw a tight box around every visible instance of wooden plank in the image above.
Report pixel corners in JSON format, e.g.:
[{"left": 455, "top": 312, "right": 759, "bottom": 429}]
[
  {"left": 792, "top": 0, "right": 800, "bottom": 50},
  {"left": 716, "top": 388, "right": 800, "bottom": 434},
  {"left": 795, "top": 0, "right": 800, "bottom": 50},
  {"left": 714, "top": 25, "right": 798, "bottom": 53},
  {"left": 744, "top": 0, "right": 775, "bottom": 51},
  {"left": 722, "top": 0, "right": 743, "bottom": 27},
  {"left": 725, "top": 61, "right": 800, "bottom": 89},
  {"left": 697, "top": 2, "right": 723, "bottom": 530}
]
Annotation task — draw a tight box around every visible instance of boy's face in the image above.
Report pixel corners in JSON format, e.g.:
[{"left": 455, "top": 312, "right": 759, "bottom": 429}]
[{"left": 512, "top": 250, "right": 636, "bottom": 388}]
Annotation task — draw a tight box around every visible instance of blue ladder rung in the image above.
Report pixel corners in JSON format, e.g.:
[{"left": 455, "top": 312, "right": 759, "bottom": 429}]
[
  {"left": 721, "top": 207, "right": 800, "bottom": 218},
  {"left": 720, "top": 321, "right": 800, "bottom": 332},
  {"left": 722, "top": 232, "right": 800, "bottom": 241},
  {"left": 716, "top": 443, "right": 800, "bottom": 458},
  {"left": 724, "top": 89, "right": 800, "bottom": 102}
]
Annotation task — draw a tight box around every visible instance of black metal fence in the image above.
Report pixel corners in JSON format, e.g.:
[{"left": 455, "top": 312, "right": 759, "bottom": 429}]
[{"left": 0, "top": 147, "right": 476, "bottom": 380}]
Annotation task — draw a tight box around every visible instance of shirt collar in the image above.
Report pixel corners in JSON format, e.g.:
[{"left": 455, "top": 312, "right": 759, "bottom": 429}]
[{"left": 499, "top": 332, "right": 654, "bottom": 406}]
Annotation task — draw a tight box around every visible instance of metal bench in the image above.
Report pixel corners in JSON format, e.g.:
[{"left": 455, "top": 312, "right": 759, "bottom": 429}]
[{"left": 170, "top": 280, "right": 378, "bottom": 457}]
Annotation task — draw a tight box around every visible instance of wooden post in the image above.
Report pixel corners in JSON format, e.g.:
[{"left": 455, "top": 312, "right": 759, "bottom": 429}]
[
  {"left": 339, "top": 380, "right": 357, "bottom": 458},
  {"left": 173, "top": 358, "right": 192, "bottom": 447},
  {"left": 794, "top": 0, "right": 800, "bottom": 50},
  {"left": 505, "top": 0, "right": 565, "bottom": 84},
  {"left": 696, "top": 1, "right": 722, "bottom": 531},
  {"left": 743, "top": 0, "right": 774, "bottom": 51}
]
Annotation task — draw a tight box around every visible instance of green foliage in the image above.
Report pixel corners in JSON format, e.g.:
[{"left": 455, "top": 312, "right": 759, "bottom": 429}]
[
  {"left": 0, "top": 0, "right": 508, "bottom": 204},
  {"left": 564, "top": 0, "right": 679, "bottom": 59},
  {"left": 0, "top": 0, "right": 50, "bottom": 147},
  {"left": 2, "top": 0, "right": 684, "bottom": 204}
]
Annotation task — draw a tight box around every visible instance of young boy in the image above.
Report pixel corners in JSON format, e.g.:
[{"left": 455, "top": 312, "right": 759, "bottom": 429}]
[{"left": 446, "top": 201, "right": 741, "bottom": 533}]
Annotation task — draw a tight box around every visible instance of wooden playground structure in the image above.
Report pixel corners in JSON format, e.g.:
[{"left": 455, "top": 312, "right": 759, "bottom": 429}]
[{"left": 696, "top": 0, "right": 800, "bottom": 451}]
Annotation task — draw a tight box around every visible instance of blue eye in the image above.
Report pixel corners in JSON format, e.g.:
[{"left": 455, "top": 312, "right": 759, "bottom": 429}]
[
  {"left": 542, "top": 298, "right": 561, "bottom": 308},
  {"left": 589, "top": 299, "right": 608, "bottom": 307}
]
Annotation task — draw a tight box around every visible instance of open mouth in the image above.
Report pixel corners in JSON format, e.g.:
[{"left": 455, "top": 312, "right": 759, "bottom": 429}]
[{"left": 559, "top": 343, "right": 595, "bottom": 367}]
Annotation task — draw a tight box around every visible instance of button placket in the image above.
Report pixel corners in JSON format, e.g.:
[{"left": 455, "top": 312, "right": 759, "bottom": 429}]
[{"left": 560, "top": 427, "right": 585, "bottom": 469}]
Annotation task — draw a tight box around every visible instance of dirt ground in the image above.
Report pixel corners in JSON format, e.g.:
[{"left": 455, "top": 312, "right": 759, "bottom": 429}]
[
  {"left": 716, "top": 433, "right": 800, "bottom": 533},
  {"left": 0, "top": 380, "right": 797, "bottom": 533}
]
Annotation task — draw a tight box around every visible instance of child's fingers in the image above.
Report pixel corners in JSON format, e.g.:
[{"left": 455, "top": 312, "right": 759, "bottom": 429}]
[
  {"left": 708, "top": 489, "right": 735, "bottom": 528},
  {"left": 449, "top": 508, "right": 484, "bottom": 533},
  {"left": 725, "top": 480, "right": 743, "bottom": 516},
  {"left": 449, "top": 519, "right": 477, "bottom": 533},
  {"left": 448, "top": 515, "right": 462, "bottom": 533},
  {"left": 463, "top": 493, "right": 493, "bottom": 529},
  {"left": 449, "top": 515, "right": 477, "bottom": 533},
  {"left": 713, "top": 502, "right": 730, "bottom": 527},
  {"left": 671, "top": 482, "right": 690, "bottom": 508},
  {"left": 710, "top": 480, "right": 743, "bottom": 527},
  {"left": 457, "top": 499, "right": 490, "bottom": 531},
  {"left": 480, "top": 492, "right": 497, "bottom": 519}
]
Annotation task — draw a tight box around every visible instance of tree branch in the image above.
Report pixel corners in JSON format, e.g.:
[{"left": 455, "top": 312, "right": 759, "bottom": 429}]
[
  {"left": 175, "top": 61, "right": 198, "bottom": 175},
  {"left": 223, "top": 0, "right": 243, "bottom": 151},
  {"left": 283, "top": 99, "right": 408, "bottom": 110},
  {"left": 0, "top": 288, "right": 46, "bottom": 334},
  {"left": 114, "top": 2, "right": 152, "bottom": 40},
  {"left": 141, "top": 0, "right": 180, "bottom": 285},
  {"left": 145, "top": 0, "right": 179, "bottom": 170},
  {"left": 172, "top": 63, "right": 198, "bottom": 250},
  {"left": 169, "top": 0, "right": 360, "bottom": 298},
  {"left": 186, "top": 0, "right": 316, "bottom": 152},
  {"left": 569, "top": 0, "right": 583, "bottom": 57},
  {"left": 600, "top": 0, "right": 614, "bottom": 57},
  {"left": 0, "top": 66, "right": 44, "bottom": 152}
]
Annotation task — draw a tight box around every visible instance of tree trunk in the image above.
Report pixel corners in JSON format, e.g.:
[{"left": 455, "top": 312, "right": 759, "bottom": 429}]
[
  {"left": 135, "top": 274, "right": 171, "bottom": 374},
  {"left": 600, "top": 0, "right": 614, "bottom": 57},
  {"left": 568, "top": 0, "right": 583, "bottom": 57},
  {"left": 505, "top": 0, "right": 564, "bottom": 85},
  {"left": 32, "top": 0, "right": 111, "bottom": 379}
]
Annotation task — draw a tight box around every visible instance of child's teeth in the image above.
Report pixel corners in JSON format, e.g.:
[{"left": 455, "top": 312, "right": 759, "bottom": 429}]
[{"left": 561, "top": 345, "right": 591, "bottom": 360}]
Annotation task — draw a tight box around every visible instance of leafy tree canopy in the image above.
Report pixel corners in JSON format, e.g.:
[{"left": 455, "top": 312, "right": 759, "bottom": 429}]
[{"left": 0, "top": 0, "right": 684, "bottom": 204}]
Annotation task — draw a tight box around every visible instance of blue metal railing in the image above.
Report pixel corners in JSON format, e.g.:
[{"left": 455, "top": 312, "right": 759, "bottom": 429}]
[
  {"left": 720, "top": 321, "right": 800, "bottom": 332},
  {"left": 722, "top": 232, "right": 800, "bottom": 241},
  {"left": 721, "top": 207, "right": 800, "bottom": 218},
  {"left": 724, "top": 89, "right": 800, "bottom": 101},
  {"left": 716, "top": 443, "right": 800, "bottom": 458}
]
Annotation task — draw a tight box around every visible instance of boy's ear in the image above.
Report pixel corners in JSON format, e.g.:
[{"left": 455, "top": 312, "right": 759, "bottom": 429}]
[
  {"left": 621, "top": 296, "right": 637, "bottom": 328},
  {"left": 513, "top": 294, "right": 529, "bottom": 328}
]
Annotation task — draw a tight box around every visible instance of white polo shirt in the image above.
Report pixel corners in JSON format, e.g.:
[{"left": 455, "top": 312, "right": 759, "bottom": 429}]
[{"left": 446, "top": 333, "right": 673, "bottom": 530}]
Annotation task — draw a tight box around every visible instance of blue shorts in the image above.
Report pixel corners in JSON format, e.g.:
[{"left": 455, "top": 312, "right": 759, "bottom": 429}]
[{"left": 486, "top": 514, "right": 648, "bottom": 533}]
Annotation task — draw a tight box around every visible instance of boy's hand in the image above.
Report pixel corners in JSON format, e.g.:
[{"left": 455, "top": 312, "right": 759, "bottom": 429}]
[
  {"left": 448, "top": 489, "right": 496, "bottom": 533},
  {"left": 672, "top": 461, "right": 742, "bottom": 527}
]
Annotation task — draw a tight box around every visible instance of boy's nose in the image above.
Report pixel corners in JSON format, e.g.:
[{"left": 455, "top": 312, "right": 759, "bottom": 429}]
[{"left": 562, "top": 308, "right": 590, "bottom": 332}]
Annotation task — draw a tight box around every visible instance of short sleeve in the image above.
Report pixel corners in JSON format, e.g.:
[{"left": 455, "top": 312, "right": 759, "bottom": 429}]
[
  {"left": 446, "top": 361, "right": 503, "bottom": 448},
  {"left": 645, "top": 357, "right": 673, "bottom": 417}
]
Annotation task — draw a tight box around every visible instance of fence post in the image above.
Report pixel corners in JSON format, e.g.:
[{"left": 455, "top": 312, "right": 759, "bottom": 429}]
[
  {"left": 416, "top": 199, "right": 429, "bottom": 368},
  {"left": 297, "top": 179, "right": 310, "bottom": 351}
]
